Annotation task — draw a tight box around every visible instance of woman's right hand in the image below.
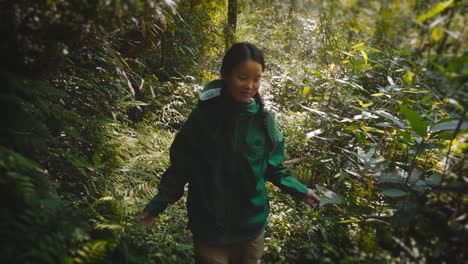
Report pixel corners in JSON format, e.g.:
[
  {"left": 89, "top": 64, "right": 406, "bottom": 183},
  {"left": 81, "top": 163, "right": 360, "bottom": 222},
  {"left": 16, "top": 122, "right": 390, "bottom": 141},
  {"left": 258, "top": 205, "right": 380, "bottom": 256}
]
[{"left": 140, "top": 212, "right": 155, "bottom": 227}]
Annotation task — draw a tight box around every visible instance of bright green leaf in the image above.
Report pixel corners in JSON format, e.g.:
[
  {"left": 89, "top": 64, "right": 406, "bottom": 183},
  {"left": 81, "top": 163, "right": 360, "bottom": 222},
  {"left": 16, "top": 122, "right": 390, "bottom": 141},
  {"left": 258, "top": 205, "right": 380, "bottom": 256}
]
[
  {"left": 303, "top": 86, "right": 311, "bottom": 95},
  {"left": 358, "top": 100, "right": 373, "bottom": 108},
  {"left": 421, "top": 94, "right": 433, "bottom": 103},
  {"left": 431, "top": 27, "right": 444, "bottom": 42},
  {"left": 417, "top": 0, "right": 454, "bottom": 24},
  {"left": 371, "top": 93, "right": 388, "bottom": 97},
  {"left": 360, "top": 49, "right": 369, "bottom": 64},
  {"left": 119, "top": 55, "right": 131, "bottom": 71},
  {"left": 404, "top": 70, "right": 414, "bottom": 84},
  {"left": 335, "top": 218, "right": 361, "bottom": 224},
  {"left": 400, "top": 104, "right": 429, "bottom": 137},
  {"left": 351, "top": 42, "right": 365, "bottom": 49}
]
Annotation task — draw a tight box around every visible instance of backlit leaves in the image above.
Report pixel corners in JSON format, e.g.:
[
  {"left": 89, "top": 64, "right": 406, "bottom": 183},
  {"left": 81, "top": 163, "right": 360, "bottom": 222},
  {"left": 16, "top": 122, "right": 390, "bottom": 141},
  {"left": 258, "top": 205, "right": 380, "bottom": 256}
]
[{"left": 417, "top": 0, "right": 454, "bottom": 24}]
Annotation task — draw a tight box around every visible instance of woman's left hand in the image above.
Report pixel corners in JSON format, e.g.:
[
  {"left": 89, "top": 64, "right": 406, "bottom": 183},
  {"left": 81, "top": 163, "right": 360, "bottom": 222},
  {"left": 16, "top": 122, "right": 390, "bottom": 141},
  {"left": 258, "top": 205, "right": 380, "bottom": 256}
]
[{"left": 303, "top": 188, "right": 320, "bottom": 208}]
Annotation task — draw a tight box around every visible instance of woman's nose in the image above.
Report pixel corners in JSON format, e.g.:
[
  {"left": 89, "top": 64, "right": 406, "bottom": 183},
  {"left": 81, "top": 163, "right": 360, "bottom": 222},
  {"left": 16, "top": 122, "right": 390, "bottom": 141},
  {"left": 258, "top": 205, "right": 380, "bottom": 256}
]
[{"left": 245, "top": 80, "right": 254, "bottom": 90}]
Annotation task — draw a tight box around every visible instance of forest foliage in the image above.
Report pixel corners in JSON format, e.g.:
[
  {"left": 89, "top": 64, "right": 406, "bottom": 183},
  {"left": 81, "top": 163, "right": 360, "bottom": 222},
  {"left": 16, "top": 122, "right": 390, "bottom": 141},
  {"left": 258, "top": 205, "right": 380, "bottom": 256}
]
[{"left": 0, "top": 0, "right": 466, "bottom": 263}]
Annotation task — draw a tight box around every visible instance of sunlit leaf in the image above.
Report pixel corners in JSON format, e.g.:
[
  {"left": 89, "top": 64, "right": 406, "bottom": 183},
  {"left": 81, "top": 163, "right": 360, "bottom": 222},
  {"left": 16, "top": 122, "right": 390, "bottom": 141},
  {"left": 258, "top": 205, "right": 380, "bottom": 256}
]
[
  {"left": 400, "top": 104, "right": 429, "bottom": 137},
  {"left": 360, "top": 49, "right": 368, "bottom": 64},
  {"left": 97, "top": 196, "right": 114, "bottom": 202},
  {"left": 371, "top": 93, "right": 390, "bottom": 98},
  {"left": 417, "top": 0, "right": 454, "bottom": 24},
  {"left": 341, "top": 0, "right": 356, "bottom": 7},
  {"left": 351, "top": 42, "right": 365, "bottom": 49},
  {"left": 431, "top": 27, "right": 445, "bottom": 42},
  {"left": 404, "top": 70, "right": 413, "bottom": 84},
  {"left": 94, "top": 223, "right": 123, "bottom": 231},
  {"left": 303, "top": 86, "right": 311, "bottom": 95},
  {"left": 306, "top": 128, "right": 323, "bottom": 139},
  {"left": 335, "top": 218, "right": 361, "bottom": 224},
  {"left": 447, "top": 98, "right": 464, "bottom": 111},
  {"left": 374, "top": 110, "right": 405, "bottom": 129},
  {"left": 331, "top": 78, "right": 366, "bottom": 92},
  {"left": 119, "top": 55, "right": 131, "bottom": 71},
  {"left": 358, "top": 100, "right": 373, "bottom": 108},
  {"left": 300, "top": 105, "right": 330, "bottom": 119}
]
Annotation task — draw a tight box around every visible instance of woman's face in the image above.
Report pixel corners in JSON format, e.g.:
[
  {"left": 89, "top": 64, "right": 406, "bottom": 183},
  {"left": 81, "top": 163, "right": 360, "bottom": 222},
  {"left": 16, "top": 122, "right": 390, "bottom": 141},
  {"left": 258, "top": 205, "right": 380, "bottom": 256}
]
[{"left": 224, "top": 59, "right": 263, "bottom": 103}]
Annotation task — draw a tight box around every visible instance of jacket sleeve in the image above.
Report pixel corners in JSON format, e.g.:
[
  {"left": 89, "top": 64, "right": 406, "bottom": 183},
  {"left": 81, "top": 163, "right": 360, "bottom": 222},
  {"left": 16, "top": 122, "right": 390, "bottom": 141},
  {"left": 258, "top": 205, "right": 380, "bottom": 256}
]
[
  {"left": 143, "top": 111, "right": 198, "bottom": 217},
  {"left": 264, "top": 114, "right": 308, "bottom": 200}
]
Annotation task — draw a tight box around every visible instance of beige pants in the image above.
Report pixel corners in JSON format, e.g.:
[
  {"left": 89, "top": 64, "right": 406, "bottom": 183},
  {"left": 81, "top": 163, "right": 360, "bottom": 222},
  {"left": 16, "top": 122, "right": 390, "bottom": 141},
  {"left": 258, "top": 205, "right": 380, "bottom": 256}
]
[{"left": 194, "top": 232, "right": 264, "bottom": 264}]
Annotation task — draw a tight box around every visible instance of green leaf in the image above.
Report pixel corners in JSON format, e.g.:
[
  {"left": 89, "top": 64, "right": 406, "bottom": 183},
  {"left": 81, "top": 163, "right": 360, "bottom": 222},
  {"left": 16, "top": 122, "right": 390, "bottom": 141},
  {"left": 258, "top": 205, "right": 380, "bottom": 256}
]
[
  {"left": 360, "top": 49, "right": 368, "bottom": 64},
  {"left": 302, "top": 86, "right": 311, "bottom": 95},
  {"left": 381, "top": 188, "right": 407, "bottom": 197},
  {"left": 351, "top": 42, "right": 365, "bottom": 49},
  {"left": 447, "top": 98, "right": 464, "bottom": 112},
  {"left": 430, "top": 120, "right": 468, "bottom": 133},
  {"left": 431, "top": 27, "right": 445, "bottom": 42},
  {"left": 374, "top": 110, "right": 405, "bottom": 129},
  {"left": 426, "top": 173, "right": 442, "bottom": 186},
  {"left": 92, "top": 151, "right": 101, "bottom": 167},
  {"left": 421, "top": 94, "right": 433, "bottom": 103},
  {"left": 119, "top": 55, "right": 131, "bottom": 71},
  {"left": 404, "top": 70, "right": 413, "bottom": 84},
  {"left": 315, "top": 184, "right": 342, "bottom": 206},
  {"left": 358, "top": 100, "right": 373, "bottom": 108},
  {"left": 335, "top": 218, "right": 361, "bottom": 224},
  {"left": 379, "top": 173, "right": 404, "bottom": 184},
  {"left": 306, "top": 128, "right": 323, "bottom": 139},
  {"left": 371, "top": 93, "right": 389, "bottom": 97},
  {"left": 417, "top": 0, "right": 454, "bottom": 24},
  {"left": 400, "top": 104, "right": 429, "bottom": 137}
]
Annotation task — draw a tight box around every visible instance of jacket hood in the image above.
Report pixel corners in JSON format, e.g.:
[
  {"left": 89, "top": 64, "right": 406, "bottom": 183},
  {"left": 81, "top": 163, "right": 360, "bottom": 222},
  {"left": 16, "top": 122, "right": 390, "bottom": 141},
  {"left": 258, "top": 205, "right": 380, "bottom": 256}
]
[
  {"left": 199, "top": 79, "right": 224, "bottom": 102},
  {"left": 202, "top": 79, "right": 225, "bottom": 92}
]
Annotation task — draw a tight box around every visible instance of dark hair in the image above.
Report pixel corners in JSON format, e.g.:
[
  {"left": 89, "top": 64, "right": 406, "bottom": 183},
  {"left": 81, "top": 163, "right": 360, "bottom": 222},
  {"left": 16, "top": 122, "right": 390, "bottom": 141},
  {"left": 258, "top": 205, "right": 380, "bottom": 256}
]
[
  {"left": 220, "top": 43, "right": 275, "bottom": 150},
  {"left": 220, "top": 42, "right": 265, "bottom": 77}
]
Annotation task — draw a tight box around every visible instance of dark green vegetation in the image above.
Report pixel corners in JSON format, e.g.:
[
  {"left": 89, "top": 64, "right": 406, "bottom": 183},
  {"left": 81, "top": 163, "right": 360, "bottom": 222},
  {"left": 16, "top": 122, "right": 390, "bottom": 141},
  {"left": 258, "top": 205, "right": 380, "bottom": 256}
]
[{"left": 0, "top": 0, "right": 466, "bottom": 263}]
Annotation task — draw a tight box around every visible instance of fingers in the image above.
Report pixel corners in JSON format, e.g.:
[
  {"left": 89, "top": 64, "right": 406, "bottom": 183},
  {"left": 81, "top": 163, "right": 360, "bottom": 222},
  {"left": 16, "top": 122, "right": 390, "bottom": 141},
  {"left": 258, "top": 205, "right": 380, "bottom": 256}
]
[
  {"left": 307, "top": 197, "right": 319, "bottom": 208},
  {"left": 304, "top": 189, "right": 320, "bottom": 208},
  {"left": 140, "top": 212, "right": 154, "bottom": 227}
]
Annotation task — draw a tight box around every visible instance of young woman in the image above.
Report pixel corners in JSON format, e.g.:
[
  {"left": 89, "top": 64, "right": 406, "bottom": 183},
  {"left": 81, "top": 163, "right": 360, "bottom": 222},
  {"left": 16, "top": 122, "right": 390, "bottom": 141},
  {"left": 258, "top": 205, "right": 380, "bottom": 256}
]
[{"left": 141, "top": 42, "right": 320, "bottom": 263}]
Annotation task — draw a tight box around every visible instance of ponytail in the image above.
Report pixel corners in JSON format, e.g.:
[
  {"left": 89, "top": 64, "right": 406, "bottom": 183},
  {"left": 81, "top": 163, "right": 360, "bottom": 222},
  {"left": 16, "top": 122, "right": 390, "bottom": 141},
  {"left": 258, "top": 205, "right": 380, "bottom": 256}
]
[{"left": 254, "top": 92, "right": 275, "bottom": 151}]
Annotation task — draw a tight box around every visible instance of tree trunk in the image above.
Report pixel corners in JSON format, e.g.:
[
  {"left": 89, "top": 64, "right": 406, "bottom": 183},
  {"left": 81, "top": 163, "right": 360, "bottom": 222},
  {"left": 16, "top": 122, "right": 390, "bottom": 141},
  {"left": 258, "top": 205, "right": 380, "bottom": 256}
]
[
  {"left": 225, "top": 0, "right": 238, "bottom": 49},
  {"left": 0, "top": 1, "right": 19, "bottom": 73}
]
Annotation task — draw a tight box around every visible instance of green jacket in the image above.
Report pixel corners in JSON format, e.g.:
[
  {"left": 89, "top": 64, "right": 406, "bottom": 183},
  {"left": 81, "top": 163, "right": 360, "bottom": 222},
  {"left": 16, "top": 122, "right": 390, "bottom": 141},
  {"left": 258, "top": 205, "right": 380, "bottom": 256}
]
[{"left": 144, "top": 79, "right": 308, "bottom": 245}]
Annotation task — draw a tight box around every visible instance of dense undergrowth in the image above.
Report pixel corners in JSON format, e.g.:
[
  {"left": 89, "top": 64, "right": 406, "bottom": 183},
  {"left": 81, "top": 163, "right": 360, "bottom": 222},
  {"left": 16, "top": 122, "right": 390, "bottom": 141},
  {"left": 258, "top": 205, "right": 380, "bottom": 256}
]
[{"left": 1, "top": 0, "right": 466, "bottom": 263}]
